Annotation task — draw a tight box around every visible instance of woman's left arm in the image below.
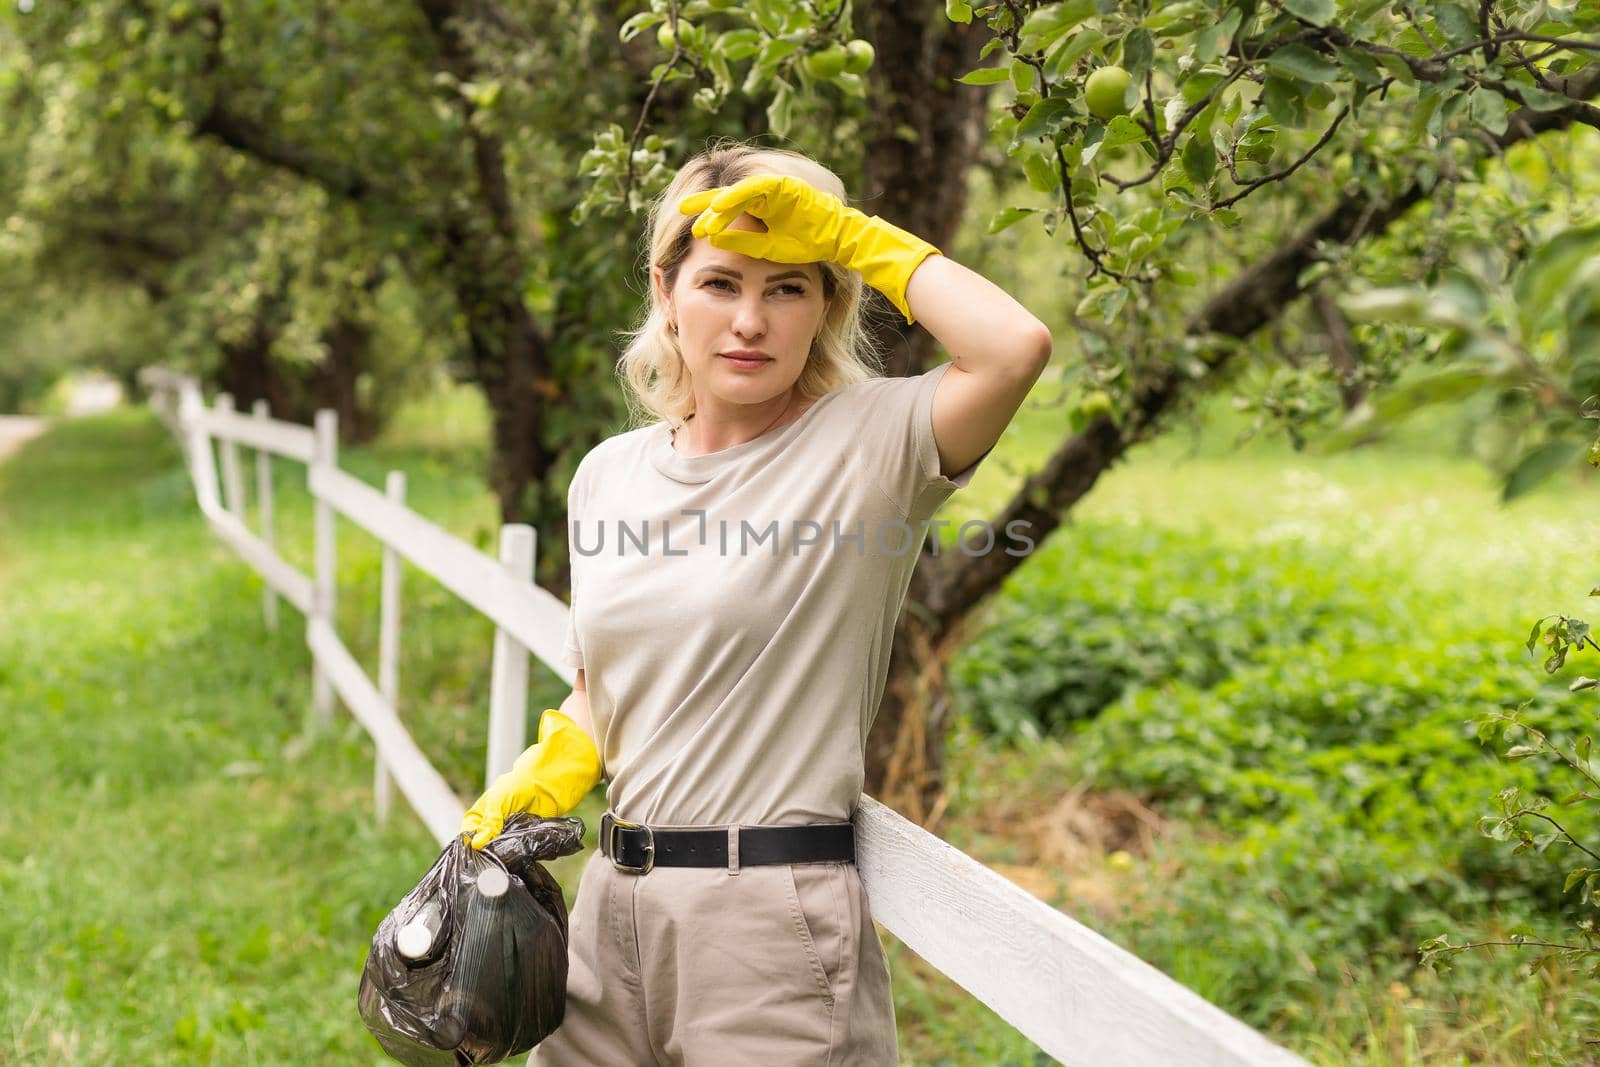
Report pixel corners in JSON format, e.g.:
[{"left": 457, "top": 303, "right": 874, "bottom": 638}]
[{"left": 904, "top": 254, "right": 1054, "bottom": 481}]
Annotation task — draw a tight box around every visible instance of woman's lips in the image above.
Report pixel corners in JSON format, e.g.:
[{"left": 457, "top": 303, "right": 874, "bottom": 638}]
[{"left": 720, "top": 354, "right": 772, "bottom": 369}]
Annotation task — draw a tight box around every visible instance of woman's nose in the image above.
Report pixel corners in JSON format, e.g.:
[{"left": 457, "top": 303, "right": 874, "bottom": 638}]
[{"left": 732, "top": 296, "right": 767, "bottom": 337}]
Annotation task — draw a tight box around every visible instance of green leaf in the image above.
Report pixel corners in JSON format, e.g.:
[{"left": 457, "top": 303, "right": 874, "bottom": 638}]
[
  {"left": 1336, "top": 47, "right": 1383, "bottom": 86},
  {"left": 1181, "top": 135, "right": 1217, "bottom": 183},
  {"left": 1016, "top": 96, "right": 1076, "bottom": 140},
  {"left": 1565, "top": 868, "right": 1593, "bottom": 893},
  {"left": 1193, "top": 6, "right": 1243, "bottom": 63},
  {"left": 958, "top": 66, "right": 1013, "bottom": 85},
  {"left": 716, "top": 29, "right": 763, "bottom": 62},
  {"left": 1122, "top": 28, "right": 1155, "bottom": 76},
  {"left": 1513, "top": 222, "right": 1600, "bottom": 332},
  {"left": 1266, "top": 43, "right": 1341, "bottom": 83},
  {"left": 1046, "top": 29, "right": 1109, "bottom": 82},
  {"left": 1282, "top": 0, "right": 1334, "bottom": 26},
  {"left": 1022, "top": 151, "right": 1059, "bottom": 192},
  {"left": 1020, "top": 0, "right": 1098, "bottom": 51},
  {"left": 1528, "top": 620, "right": 1545, "bottom": 656},
  {"left": 1075, "top": 284, "right": 1129, "bottom": 322},
  {"left": 1513, "top": 83, "right": 1575, "bottom": 111},
  {"left": 988, "top": 206, "right": 1040, "bottom": 234},
  {"left": 1012, "top": 57, "right": 1038, "bottom": 93},
  {"left": 1101, "top": 114, "right": 1149, "bottom": 149},
  {"left": 1469, "top": 88, "right": 1509, "bottom": 136},
  {"left": 1503, "top": 439, "right": 1586, "bottom": 502},
  {"left": 766, "top": 83, "right": 797, "bottom": 139},
  {"left": 1505, "top": 745, "right": 1540, "bottom": 760},
  {"left": 1146, "top": 0, "right": 1212, "bottom": 36},
  {"left": 1432, "top": 2, "right": 1478, "bottom": 46},
  {"left": 1374, "top": 50, "right": 1418, "bottom": 85},
  {"left": 618, "top": 11, "right": 666, "bottom": 42},
  {"left": 947, "top": 0, "right": 974, "bottom": 23},
  {"left": 1262, "top": 75, "right": 1304, "bottom": 126}
]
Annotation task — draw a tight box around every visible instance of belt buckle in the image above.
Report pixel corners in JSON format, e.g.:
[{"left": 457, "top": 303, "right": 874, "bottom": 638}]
[{"left": 603, "top": 812, "right": 655, "bottom": 874}]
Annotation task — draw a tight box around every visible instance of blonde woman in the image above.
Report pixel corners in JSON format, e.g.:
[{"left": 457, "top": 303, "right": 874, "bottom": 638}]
[{"left": 461, "top": 138, "right": 1052, "bottom": 1064}]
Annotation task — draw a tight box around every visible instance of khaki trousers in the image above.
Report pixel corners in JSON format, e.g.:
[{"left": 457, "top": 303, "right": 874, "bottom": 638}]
[{"left": 529, "top": 847, "right": 899, "bottom": 1066}]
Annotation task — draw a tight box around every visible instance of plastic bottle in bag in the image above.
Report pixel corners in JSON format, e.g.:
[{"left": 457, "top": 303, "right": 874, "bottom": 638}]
[{"left": 358, "top": 814, "right": 585, "bottom": 1066}]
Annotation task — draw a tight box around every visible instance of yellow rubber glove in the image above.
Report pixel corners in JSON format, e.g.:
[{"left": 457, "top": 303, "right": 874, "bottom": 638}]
[
  {"left": 678, "top": 174, "right": 941, "bottom": 325},
  {"left": 459, "top": 709, "right": 602, "bottom": 850}
]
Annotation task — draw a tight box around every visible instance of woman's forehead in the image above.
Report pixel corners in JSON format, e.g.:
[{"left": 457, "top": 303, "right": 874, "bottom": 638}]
[{"left": 681, "top": 239, "right": 821, "bottom": 283}]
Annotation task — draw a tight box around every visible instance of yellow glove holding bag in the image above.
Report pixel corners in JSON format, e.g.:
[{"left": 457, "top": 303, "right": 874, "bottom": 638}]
[
  {"left": 460, "top": 709, "right": 602, "bottom": 850},
  {"left": 678, "top": 174, "right": 941, "bottom": 325}
]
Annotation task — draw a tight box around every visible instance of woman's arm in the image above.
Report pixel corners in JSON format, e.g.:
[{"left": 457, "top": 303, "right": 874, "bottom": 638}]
[
  {"left": 562, "top": 668, "right": 598, "bottom": 753},
  {"left": 904, "top": 254, "right": 1054, "bottom": 480}
]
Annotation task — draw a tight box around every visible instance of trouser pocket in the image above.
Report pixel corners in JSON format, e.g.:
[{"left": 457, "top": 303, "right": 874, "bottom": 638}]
[{"left": 782, "top": 861, "right": 855, "bottom": 1008}]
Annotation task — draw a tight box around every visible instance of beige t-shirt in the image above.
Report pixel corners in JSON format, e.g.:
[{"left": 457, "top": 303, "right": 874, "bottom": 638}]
[{"left": 561, "top": 360, "right": 989, "bottom": 826}]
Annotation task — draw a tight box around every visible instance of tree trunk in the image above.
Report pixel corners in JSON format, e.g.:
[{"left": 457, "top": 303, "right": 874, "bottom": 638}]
[
  {"left": 305, "top": 314, "right": 381, "bottom": 445},
  {"left": 417, "top": 0, "right": 560, "bottom": 547},
  {"left": 855, "top": 0, "right": 996, "bottom": 815},
  {"left": 213, "top": 288, "right": 385, "bottom": 445},
  {"left": 214, "top": 283, "right": 292, "bottom": 420}
]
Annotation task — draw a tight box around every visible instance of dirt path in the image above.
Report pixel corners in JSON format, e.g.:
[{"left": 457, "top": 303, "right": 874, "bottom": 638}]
[{"left": 0, "top": 416, "right": 49, "bottom": 463}]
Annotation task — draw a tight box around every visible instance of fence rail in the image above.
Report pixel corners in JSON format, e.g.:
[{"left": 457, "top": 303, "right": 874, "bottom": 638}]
[{"left": 137, "top": 366, "right": 1311, "bottom": 1067}]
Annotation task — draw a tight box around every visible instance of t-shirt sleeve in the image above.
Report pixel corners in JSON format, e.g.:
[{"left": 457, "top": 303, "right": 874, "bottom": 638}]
[
  {"left": 854, "top": 361, "right": 993, "bottom": 514},
  {"left": 561, "top": 604, "right": 583, "bottom": 670},
  {"left": 560, "top": 460, "right": 587, "bottom": 671}
]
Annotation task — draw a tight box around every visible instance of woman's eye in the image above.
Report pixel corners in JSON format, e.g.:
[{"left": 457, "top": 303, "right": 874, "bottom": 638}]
[{"left": 703, "top": 279, "right": 805, "bottom": 296}]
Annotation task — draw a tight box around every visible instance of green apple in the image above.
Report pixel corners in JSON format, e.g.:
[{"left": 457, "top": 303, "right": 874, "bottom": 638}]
[
  {"left": 1079, "top": 390, "right": 1114, "bottom": 421},
  {"left": 657, "top": 18, "right": 692, "bottom": 50},
  {"left": 843, "top": 39, "right": 875, "bottom": 75},
  {"left": 1085, "top": 65, "right": 1131, "bottom": 120},
  {"left": 803, "top": 44, "right": 849, "bottom": 80}
]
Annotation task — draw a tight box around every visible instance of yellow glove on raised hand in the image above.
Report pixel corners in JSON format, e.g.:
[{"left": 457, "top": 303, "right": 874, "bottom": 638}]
[
  {"left": 677, "top": 174, "right": 941, "bottom": 325},
  {"left": 459, "top": 709, "right": 602, "bottom": 850}
]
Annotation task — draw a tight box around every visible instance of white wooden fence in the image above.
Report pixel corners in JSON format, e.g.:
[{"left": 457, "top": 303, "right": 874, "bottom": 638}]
[{"left": 139, "top": 366, "right": 1311, "bottom": 1067}]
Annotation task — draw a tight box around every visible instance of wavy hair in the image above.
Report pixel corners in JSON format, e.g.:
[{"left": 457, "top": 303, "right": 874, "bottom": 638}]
[{"left": 616, "top": 138, "right": 890, "bottom": 430}]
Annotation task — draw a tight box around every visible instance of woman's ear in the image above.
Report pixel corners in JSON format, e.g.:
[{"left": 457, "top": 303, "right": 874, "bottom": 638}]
[{"left": 650, "top": 264, "right": 674, "bottom": 318}]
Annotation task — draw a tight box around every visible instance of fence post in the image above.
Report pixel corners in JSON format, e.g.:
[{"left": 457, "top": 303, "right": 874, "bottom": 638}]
[
  {"left": 216, "top": 393, "right": 246, "bottom": 519},
  {"left": 485, "top": 524, "right": 536, "bottom": 784},
  {"left": 375, "top": 470, "right": 406, "bottom": 826},
  {"left": 251, "top": 399, "right": 279, "bottom": 633},
  {"left": 176, "top": 380, "right": 220, "bottom": 513},
  {"left": 310, "top": 409, "right": 339, "bottom": 727}
]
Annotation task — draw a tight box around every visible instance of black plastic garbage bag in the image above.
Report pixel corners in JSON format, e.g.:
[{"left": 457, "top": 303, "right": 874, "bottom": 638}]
[{"left": 358, "top": 814, "right": 586, "bottom": 1066}]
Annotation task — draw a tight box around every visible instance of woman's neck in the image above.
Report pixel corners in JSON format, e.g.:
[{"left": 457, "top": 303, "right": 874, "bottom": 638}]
[{"left": 672, "top": 389, "right": 807, "bottom": 457}]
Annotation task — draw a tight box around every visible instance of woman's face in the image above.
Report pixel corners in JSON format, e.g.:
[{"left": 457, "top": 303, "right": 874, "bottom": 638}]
[{"left": 653, "top": 210, "right": 829, "bottom": 408}]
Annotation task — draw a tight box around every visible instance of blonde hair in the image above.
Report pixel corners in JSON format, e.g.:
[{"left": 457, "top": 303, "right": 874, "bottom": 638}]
[{"left": 616, "top": 138, "right": 888, "bottom": 430}]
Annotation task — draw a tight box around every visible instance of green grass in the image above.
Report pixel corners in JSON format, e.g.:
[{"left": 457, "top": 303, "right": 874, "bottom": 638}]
[
  {"left": 0, "top": 408, "right": 589, "bottom": 1065},
  {"left": 928, "top": 377, "right": 1600, "bottom": 1064},
  {"left": 4, "top": 380, "right": 1599, "bottom": 1065}
]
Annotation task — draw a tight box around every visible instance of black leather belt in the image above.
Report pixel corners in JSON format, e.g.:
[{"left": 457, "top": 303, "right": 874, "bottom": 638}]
[{"left": 599, "top": 811, "right": 855, "bottom": 874}]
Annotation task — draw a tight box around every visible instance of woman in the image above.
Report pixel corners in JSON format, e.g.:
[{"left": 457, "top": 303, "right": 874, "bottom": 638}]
[{"left": 460, "top": 139, "right": 1052, "bottom": 1065}]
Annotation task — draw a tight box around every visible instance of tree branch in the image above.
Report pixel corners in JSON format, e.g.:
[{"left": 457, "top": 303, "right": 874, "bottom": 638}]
[
  {"left": 192, "top": 103, "right": 371, "bottom": 201},
  {"left": 186, "top": 2, "right": 371, "bottom": 201},
  {"left": 918, "top": 66, "right": 1600, "bottom": 626}
]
